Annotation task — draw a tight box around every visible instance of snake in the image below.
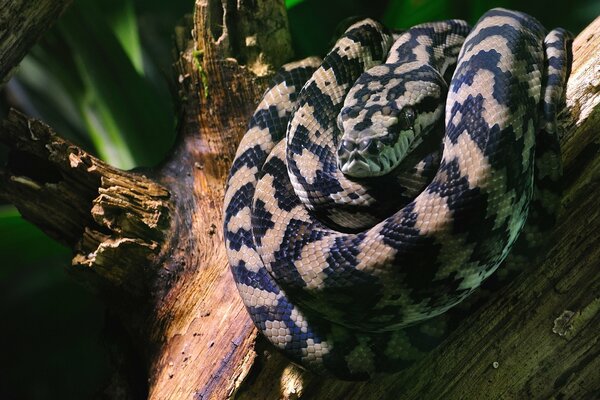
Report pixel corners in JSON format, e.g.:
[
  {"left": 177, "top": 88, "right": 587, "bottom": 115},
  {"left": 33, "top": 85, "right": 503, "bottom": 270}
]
[{"left": 223, "top": 8, "right": 571, "bottom": 380}]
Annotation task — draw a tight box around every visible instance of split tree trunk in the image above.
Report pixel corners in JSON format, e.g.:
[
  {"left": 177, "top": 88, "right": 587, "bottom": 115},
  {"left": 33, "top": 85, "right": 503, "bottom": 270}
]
[{"left": 1, "top": 1, "right": 599, "bottom": 399}]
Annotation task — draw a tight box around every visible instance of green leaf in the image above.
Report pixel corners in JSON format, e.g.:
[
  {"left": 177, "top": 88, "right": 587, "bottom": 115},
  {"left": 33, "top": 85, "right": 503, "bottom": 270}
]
[
  {"left": 98, "top": 0, "right": 144, "bottom": 74},
  {"left": 57, "top": 1, "right": 175, "bottom": 169}
]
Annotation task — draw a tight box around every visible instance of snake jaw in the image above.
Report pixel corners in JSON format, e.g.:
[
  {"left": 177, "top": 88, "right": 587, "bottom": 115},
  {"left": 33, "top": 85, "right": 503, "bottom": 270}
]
[{"left": 340, "top": 155, "right": 381, "bottom": 177}]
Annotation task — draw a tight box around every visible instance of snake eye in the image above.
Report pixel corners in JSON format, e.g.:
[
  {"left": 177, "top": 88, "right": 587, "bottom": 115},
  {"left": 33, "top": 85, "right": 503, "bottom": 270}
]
[
  {"left": 398, "top": 107, "right": 415, "bottom": 130},
  {"left": 358, "top": 139, "right": 379, "bottom": 155}
]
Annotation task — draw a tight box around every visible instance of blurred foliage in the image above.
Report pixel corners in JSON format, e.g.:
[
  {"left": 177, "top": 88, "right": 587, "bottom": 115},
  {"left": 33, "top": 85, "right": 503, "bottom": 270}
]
[
  {"left": 0, "top": 207, "right": 109, "bottom": 399},
  {"left": 8, "top": 0, "right": 190, "bottom": 169},
  {"left": 0, "top": 0, "right": 597, "bottom": 397}
]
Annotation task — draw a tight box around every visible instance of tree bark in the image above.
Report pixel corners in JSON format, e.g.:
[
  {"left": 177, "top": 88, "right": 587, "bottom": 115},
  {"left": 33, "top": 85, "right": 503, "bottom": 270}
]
[
  {"left": 0, "top": 0, "right": 72, "bottom": 85},
  {"left": 1, "top": 1, "right": 599, "bottom": 399}
]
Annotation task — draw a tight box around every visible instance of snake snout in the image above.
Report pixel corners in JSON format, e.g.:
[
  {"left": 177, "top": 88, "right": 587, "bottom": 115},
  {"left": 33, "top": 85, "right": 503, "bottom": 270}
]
[
  {"left": 337, "top": 137, "right": 386, "bottom": 178},
  {"left": 339, "top": 155, "right": 377, "bottom": 177}
]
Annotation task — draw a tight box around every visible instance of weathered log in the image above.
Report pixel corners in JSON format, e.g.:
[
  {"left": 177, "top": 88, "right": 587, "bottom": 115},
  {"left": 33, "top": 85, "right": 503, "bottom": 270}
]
[{"left": 0, "top": 0, "right": 598, "bottom": 398}]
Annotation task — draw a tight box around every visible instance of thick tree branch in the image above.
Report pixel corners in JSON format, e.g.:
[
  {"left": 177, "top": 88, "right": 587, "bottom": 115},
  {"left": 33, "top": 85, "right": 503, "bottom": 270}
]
[
  {"left": 0, "top": 110, "right": 172, "bottom": 300},
  {"left": 0, "top": 0, "right": 72, "bottom": 85},
  {"left": 0, "top": 1, "right": 598, "bottom": 398}
]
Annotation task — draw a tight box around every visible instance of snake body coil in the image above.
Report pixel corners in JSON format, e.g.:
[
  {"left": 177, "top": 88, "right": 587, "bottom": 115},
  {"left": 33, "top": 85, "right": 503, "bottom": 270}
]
[{"left": 223, "top": 8, "right": 571, "bottom": 379}]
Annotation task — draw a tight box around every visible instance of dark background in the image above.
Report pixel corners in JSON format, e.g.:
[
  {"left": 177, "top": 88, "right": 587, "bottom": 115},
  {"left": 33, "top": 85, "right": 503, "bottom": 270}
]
[{"left": 0, "top": 0, "right": 596, "bottom": 398}]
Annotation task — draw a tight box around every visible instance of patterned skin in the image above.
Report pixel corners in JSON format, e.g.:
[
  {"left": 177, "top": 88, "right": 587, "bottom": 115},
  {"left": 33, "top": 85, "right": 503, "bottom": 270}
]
[
  {"left": 336, "top": 21, "right": 469, "bottom": 178},
  {"left": 223, "top": 9, "right": 571, "bottom": 380}
]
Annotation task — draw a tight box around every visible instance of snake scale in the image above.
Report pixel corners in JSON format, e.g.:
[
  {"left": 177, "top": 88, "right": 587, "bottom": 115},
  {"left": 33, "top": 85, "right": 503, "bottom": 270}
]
[{"left": 223, "top": 8, "right": 572, "bottom": 379}]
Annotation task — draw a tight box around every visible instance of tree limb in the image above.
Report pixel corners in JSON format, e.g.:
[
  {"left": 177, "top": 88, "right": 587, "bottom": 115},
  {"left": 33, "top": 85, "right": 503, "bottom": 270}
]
[{"left": 0, "top": 0, "right": 72, "bottom": 85}]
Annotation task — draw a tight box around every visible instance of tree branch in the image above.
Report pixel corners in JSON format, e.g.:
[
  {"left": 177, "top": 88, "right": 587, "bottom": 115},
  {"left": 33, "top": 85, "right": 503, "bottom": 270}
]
[
  {"left": 0, "top": 0, "right": 72, "bottom": 85},
  {"left": 3, "top": 0, "right": 292, "bottom": 397}
]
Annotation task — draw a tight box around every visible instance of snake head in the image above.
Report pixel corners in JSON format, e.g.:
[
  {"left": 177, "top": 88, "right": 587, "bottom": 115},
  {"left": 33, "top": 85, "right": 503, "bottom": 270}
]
[{"left": 336, "top": 64, "right": 447, "bottom": 178}]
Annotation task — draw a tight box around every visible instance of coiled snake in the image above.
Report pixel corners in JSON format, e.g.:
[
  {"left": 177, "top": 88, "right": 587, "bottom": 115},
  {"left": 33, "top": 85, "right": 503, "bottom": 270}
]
[{"left": 223, "top": 8, "right": 571, "bottom": 379}]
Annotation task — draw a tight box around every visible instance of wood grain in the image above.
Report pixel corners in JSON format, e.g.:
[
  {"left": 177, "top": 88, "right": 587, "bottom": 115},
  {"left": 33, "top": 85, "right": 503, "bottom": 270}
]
[{"left": 0, "top": 0, "right": 72, "bottom": 84}]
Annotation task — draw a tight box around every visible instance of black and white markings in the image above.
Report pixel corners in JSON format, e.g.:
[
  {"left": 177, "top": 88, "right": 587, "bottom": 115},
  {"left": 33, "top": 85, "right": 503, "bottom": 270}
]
[{"left": 223, "top": 9, "right": 571, "bottom": 379}]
